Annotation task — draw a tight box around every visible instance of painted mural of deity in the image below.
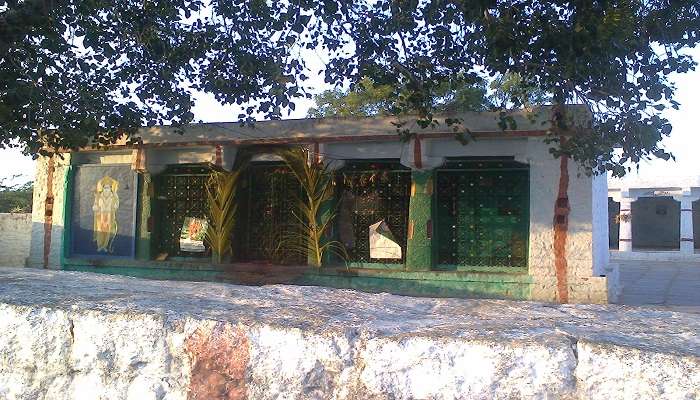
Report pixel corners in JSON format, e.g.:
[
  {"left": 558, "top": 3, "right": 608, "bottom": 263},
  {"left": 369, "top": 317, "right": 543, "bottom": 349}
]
[{"left": 92, "top": 176, "right": 120, "bottom": 252}]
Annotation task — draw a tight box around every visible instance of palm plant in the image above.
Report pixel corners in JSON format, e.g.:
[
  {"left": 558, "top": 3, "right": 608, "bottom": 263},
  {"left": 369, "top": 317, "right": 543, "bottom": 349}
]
[
  {"left": 205, "top": 168, "right": 243, "bottom": 264},
  {"left": 275, "top": 147, "right": 346, "bottom": 267}
]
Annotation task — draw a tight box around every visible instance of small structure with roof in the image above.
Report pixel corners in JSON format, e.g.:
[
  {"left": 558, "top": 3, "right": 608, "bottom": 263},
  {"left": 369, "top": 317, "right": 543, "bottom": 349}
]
[
  {"left": 608, "top": 175, "right": 700, "bottom": 260},
  {"left": 27, "top": 107, "right": 610, "bottom": 303}
]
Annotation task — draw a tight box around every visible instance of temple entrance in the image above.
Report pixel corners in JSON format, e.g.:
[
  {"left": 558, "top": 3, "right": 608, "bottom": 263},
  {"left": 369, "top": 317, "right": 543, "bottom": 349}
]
[
  {"left": 435, "top": 159, "right": 529, "bottom": 269},
  {"left": 235, "top": 162, "right": 306, "bottom": 264},
  {"left": 152, "top": 164, "right": 210, "bottom": 259}
]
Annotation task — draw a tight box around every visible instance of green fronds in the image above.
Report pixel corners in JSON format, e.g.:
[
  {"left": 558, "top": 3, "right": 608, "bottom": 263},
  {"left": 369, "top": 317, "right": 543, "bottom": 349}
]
[
  {"left": 275, "top": 147, "right": 346, "bottom": 267},
  {"left": 204, "top": 168, "right": 243, "bottom": 264}
]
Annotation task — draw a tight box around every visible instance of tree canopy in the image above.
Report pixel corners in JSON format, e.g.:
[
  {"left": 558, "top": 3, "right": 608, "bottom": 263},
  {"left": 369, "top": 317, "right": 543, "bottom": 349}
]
[
  {"left": 0, "top": 179, "right": 33, "bottom": 213},
  {"left": 307, "top": 76, "right": 492, "bottom": 118},
  {"left": 307, "top": 73, "right": 548, "bottom": 118},
  {"left": 2, "top": 0, "right": 699, "bottom": 175}
]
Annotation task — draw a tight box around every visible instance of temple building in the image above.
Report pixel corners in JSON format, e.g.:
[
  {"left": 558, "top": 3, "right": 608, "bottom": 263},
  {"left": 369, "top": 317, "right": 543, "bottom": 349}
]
[
  {"left": 608, "top": 176, "right": 700, "bottom": 259},
  {"left": 27, "top": 107, "right": 610, "bottom": 303}
]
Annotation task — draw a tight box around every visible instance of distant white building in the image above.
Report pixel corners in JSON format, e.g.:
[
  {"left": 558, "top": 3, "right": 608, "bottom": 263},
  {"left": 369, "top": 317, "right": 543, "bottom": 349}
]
[{"left": 608, "top": 176, "right": 700, "bottom": 260}]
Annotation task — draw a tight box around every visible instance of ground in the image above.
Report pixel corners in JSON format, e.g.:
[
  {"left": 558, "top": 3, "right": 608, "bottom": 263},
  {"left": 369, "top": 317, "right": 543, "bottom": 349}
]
[
  {"left": 616, "top": 261, "right": 700, "bottom": 313},
  {"left": 0, "top": 267, "right": 698, "bottom": 399}
]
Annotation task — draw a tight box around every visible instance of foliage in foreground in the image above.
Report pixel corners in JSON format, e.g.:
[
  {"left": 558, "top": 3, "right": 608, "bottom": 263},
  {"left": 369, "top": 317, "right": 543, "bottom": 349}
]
[
  {"left": 275, "top": 147, "right": 346, "bottom": 268},
  {"left": 204, "top": 169, "right": 243, "bottom": 264},
  {"left": 2, "top": 1, "right": 699, "bottom": 175}
]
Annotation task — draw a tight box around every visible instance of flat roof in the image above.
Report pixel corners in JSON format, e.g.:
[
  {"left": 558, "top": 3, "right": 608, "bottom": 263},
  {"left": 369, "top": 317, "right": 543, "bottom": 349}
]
[{"left": 94, "top": 105, "right": 591, "bottom": 149}]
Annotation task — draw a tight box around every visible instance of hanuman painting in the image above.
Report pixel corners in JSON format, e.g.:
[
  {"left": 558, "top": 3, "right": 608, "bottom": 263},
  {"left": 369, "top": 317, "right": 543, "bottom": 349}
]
[{"left": 92, "top": 176, "right": 120, "bottom": 252}]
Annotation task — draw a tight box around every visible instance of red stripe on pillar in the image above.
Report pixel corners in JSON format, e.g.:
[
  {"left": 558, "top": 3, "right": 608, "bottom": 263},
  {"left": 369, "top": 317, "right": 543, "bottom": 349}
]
[
  {"left": 313, "top": 142, "right": 320, "bottom": 164},
  {"left": 413, "top": 137, "right": 423, "bottom": 170},
  {"left": 553, "top": 154, "right": 570, "bottom": 303}
]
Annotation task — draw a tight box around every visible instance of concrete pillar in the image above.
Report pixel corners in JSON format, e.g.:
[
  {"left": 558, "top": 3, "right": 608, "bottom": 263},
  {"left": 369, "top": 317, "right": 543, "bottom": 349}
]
[
  {"left": 405, "top": 170, "right": 433, "bottom": 271},
  {"left": 676, "top": 194, "right": 698, "bottom": 254},
  {"left": 618, "top": 197, "right": 634, "bottom": 252}
]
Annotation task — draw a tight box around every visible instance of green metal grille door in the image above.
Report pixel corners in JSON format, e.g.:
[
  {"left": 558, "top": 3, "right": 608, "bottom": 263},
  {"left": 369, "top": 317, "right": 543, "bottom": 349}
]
[
  {"left": 239, "top": 163, "right": 306, "bottom": 265},
  {"left": 153, "top": 165, "right": 210, "bottom": 257},
  {"left": 436, "top": 160, "right": 529, "bottom": 269},
  {"left": 337, "top": 161, "right": 411, "bottom": 264}
]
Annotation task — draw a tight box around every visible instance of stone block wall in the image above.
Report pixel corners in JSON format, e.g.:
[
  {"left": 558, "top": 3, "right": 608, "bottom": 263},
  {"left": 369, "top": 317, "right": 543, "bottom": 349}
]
[
  {"left": 0, "top": 213, "right": 32, "bottom": 266},
  {"left": 0, "top": 268, "right": 697, "bottom": 400}
]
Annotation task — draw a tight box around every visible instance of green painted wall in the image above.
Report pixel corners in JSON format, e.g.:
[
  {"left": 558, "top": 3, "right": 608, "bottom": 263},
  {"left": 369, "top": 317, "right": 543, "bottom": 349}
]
[
  {"left": 60, "top": 166, "right": 74, "bottom": 266},
  {"left": 405, "top": 170, "right": 433, "bottom": 271},
  {"left": 295, "top": 267, "right": 532, "bottom": 300},
  {"left": 62, "top": 261, "right": 531, "bottom": 301}
]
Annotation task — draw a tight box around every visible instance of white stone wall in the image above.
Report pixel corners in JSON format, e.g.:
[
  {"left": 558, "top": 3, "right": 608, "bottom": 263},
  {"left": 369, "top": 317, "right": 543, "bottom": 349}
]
[
  {"left": 0, "top": 213, "right": 32, "bottom": 266},
  {"left": 0, "top": 268, "right": 697, "bottom": 400}
]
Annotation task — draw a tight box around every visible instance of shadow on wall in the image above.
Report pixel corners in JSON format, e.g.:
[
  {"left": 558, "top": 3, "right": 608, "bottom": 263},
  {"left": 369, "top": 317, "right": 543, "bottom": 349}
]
[{"left": 0, "top": 213, "right": 32, "bottom": 266}]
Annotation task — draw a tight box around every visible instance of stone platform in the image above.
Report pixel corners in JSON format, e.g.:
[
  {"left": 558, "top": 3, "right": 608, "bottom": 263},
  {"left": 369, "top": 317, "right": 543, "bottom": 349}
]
[{"left": 0, "top": 267, "right": 698, "bottom": 400}]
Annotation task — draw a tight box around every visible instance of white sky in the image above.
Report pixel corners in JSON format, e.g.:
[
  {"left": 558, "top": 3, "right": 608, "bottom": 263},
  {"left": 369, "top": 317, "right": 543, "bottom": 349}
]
[{"left": 1, "top": 47, "right": 698, "bottom": 186}]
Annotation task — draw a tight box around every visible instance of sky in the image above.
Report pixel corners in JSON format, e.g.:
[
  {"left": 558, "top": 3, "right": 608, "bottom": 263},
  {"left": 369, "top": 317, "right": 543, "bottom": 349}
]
[{"left": 1, "top": 47, "right": 698, "bottom": 186}]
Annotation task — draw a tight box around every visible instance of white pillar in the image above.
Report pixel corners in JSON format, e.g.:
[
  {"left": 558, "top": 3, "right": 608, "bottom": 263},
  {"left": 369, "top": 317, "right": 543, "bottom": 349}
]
[
  {"left": 618, "top": 197, "right": 634, "bottom": 252},
  {"left": 677, "top": 195, "right": 697, "bottom": 254}
]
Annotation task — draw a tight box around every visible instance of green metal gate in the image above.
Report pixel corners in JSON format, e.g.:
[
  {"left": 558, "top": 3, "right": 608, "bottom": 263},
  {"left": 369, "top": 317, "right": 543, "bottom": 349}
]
[
  {"left": 237, "top": 163, "right": 306, "bottom": 264},
  {"left": 153, "top": 164, "right": 210, "bottom": 258},
  {"left": 435, "top": 159, "right": 529, "bottom": 269},
  {"left": 337, "top": 161, "right": 411, "bottom": 264}
]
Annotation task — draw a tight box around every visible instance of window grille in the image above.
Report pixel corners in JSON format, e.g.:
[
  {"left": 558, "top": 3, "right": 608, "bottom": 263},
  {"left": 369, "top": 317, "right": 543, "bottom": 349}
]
[
  {"left": 337, "top": 161, "right": 411, "bottom": 264},
  {"left": 435, "top": 159, "right": 529, "bottom": 268}
]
